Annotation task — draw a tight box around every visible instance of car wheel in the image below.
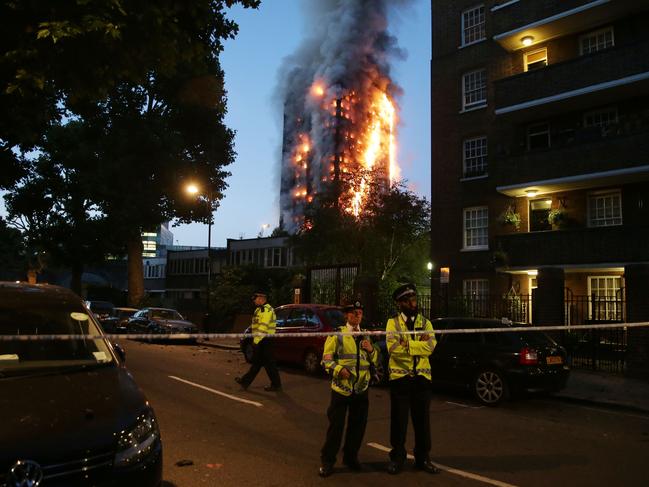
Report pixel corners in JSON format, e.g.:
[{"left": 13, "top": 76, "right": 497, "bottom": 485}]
[
  {"left": 474, "top": 369, "right": 508, "bottom": 406},
  {"left": 243, "top": 342, "right": 254, "bottom": 363},
  {"left": 303, "top": 349, "right": 321, "bottom": 375}
]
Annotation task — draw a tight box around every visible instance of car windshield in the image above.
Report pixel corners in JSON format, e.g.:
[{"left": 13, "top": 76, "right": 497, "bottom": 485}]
[
  {"left": 0, "top": 301, "right": 114, "bottom": 374},
  {"left": 151, "top": 309, "right": 183, "bottom": 320},
  {"left": 117, "top": 309, "right": 136, "bottom": 319}
]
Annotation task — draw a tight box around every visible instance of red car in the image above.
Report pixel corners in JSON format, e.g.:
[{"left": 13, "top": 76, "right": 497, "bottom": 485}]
[{"left": 240, "top": 304, "right": 346, "bottom": 374}]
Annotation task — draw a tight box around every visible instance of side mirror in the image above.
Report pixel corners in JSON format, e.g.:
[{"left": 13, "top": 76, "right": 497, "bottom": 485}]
[{"left": 113, "top": 342, "right": 126, "bottom": 363}]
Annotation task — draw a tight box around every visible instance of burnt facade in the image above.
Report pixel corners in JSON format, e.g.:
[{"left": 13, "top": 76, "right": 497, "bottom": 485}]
[{"left": 431, "top": 0, "right": 649, "bottom": 373}]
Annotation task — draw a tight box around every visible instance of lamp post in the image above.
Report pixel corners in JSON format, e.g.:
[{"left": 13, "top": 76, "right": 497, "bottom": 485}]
[{"left": 186, "top": 184, "right": 213, "bottom": 329}]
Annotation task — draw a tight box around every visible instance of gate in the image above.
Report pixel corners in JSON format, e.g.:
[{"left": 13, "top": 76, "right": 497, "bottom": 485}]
[{"left": 307, "top": 264, "right": 359, "bottom": 306}]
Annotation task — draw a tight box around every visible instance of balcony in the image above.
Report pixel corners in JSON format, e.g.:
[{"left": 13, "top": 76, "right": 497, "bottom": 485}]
[
  {"left": 495, "top": 40, "right": 649, "bottom": 115},
  {"left": 492, "top": 0, "right": 639, "bottom": 51},
  {"left": 495, "top": 225, "right": 649, "bottom": 268},
  {"left": 495, "top": 128, "right": 649, "bottom": 194}
]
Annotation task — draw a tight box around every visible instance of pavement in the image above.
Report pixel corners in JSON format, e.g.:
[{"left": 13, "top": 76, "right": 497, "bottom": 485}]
[{"left": 196, "top": 336, "right": 649, "bottom": 414}]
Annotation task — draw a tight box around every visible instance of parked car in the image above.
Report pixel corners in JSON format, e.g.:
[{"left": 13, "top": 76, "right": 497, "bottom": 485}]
[
  {"left": 240, "top": 304, "right": 346, "bottom": 374},
  {"left": 85, "top": 300, "right": 115, "bottom": 321},
  {"left": 374, "top": 317, "right": 570, "bottom": 406},
  {"left": 127, "top": 307, "right": 198, "bottom": 341},
  {"left": 0, "top": 282, "right": 162, "bottom": 486},
  {"left": 99, "top": 307, "right": 139, "bottom": 334}
]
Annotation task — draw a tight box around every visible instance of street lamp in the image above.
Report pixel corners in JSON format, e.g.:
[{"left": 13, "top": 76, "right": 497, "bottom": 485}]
[{"left": 185, "top": 183, "right": 213, "bottom": 328}]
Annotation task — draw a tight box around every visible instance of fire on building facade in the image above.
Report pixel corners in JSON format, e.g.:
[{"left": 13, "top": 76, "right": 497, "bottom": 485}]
[{"left": 278, "top": 0, "right": 402, "bottom": 232}]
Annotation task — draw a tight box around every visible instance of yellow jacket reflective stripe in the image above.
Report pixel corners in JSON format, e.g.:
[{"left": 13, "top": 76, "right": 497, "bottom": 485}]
[
  {"left": 386, "top": 314, "right": 436, "bottom": 381},
  {"left": 252, "top": 304, "right": 276, "bottom": 345},
  {"left": 321, "top": 326, "right": 378, "bottom": 396}
]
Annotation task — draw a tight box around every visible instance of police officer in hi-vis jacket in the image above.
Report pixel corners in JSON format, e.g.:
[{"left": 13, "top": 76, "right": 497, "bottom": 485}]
[
  {"left": 318, "top": 301, "right": 377, "bottom": 477},
  {"left": 386, "top": 283, "right": 440, "bottom": 475},
  {"left": 235, "top": 290, "right": 282, "bottom": 392}
]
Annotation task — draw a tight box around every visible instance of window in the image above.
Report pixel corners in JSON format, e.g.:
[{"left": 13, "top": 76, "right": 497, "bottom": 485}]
[
  {"left": 461, "top": 5, "right": 485, "bottom": 46},
  {"left": 588, "top": 276, "right": 623, "bottom": 321},
  {"left": 588, "top": 191, "right": 622, "bottom": 227},
  {"left": 529, "top": 199, "right": 552, "bottom": 232},
  {"left": 527, "top": 122, "right": 550, "bottom": 150},
  {"left": 584, "top": 106, "right": 618, "bottom": 135},
  {"left": 462, "top": 69, "right": 487, "bottom": 110},
  {"left": 463, "top": 279, "right": 489, "bottom": 297},
  {"left": 524, "top": 48, "right": 547, "bottom": 71},
  {"left": 580, "top": 27, "right": 614, "bottom": 55},
  {"left": 463, "top": 136, "right": 488, "bottom": 177},
  {"left": 463, "top": 207, "right": 489, "bottom": 250}
]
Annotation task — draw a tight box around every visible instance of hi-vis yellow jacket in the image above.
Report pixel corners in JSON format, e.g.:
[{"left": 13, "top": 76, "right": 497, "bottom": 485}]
[
  {"left": 322, "top": 326, "right": 378, "bottom": 396},
  {"left": 252, "top": 304, "right": 276, "bottom": 345},
  {"left": 386, "top": 313, "right": 436, "bottom": 381}
]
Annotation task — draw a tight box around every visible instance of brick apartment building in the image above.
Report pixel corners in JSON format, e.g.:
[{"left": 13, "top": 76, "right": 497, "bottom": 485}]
[{"left": 431, "top": 0, "right": 649, "bottom": 372}]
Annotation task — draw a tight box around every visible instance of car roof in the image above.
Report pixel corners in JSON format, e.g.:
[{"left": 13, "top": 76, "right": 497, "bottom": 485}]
[
  {"left": 0, "top": 281, "right": 82, "bottom": 306},
  {"left": 147, "top": 307, "right": 179, "bottom": 312}
]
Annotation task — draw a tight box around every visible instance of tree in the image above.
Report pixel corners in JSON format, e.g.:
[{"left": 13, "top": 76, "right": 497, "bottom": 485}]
[
  {"left": 4, "top": 121, "right": 119, "bottom": 294},
  {"left": 292, "top": 181, "right": 431, "bottom": 284},
  {"left": 2, "top": 1, "right": 261, "bottom": 304},
  {"left": 1, "top": 0, "right": 260, "bottom": 188},
  {"left": 0, "top": 217, "right": 28, "bottom": 280}
]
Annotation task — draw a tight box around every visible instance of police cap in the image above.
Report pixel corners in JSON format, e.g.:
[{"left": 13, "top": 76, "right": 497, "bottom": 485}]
[
  {"left": 392, "top": 283, "right": 417, "bottom": 302},
  {"left": 342, "top": 300, "right": 364, "bottom": 313}
]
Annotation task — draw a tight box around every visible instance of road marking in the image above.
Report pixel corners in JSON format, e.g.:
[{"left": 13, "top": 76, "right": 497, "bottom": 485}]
[
  {"left": 446, "top": 401, "right": 485, "bottom": 409},
  {"left": 168, "top": 375, "right": 263, "bottom": 408},
  {"left": 367, "top": 442, "right": 518, "bottom": 487}
]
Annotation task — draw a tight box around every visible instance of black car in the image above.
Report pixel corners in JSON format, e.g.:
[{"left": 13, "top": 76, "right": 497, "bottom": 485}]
[
  {"left": 86, "top": 300, "right": 116, "bottom": 321},
  {"left": 127, "top": 307, "right": 198, "bottom": 341},
  {"left": 375, "top": 317, "right": 570, "bottom": 406},
  {"left": 0, "top": 282, "right": 162, "bottom": 486},
  {"left": 100, "top": 307, "right": 139, "bottom": 334}
]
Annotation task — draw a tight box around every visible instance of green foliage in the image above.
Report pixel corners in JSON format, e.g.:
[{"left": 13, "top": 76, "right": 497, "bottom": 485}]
[
  {"left": 499, "top": 206, "right": 521, "bottom": 230},
  {"left": 210, "top": 266, "right": 298, "bottom": 330},
  {"left": 0, "top": 217, "right": 28, "bottom": 280},
  {"left": 292, "top": 182, "right": 431, "bottom": 284},
  {"left": 548, "top": 208, "right": 567, "bottom": 227}
]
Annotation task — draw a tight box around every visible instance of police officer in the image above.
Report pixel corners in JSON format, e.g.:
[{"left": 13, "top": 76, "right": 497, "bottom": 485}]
[
  {"left": 235, "top": 291, "right": 282, "bottom": 392},
  {"left": 386, "top": 283, "right": 440, "bottom": 475},
  {"left": 318, "top": 301, "right": 377, "bottom": 477}
]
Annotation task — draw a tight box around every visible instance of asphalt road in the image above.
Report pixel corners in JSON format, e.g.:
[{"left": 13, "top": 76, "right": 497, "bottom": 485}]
[{"left": 121, "top": 339, "right": 649, "bottom": 487}]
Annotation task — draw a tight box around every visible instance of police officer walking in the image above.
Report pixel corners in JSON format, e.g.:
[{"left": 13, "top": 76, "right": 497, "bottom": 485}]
[
  {"left": 318, "top": 301, "right": 377, "bottom": 477},
  {"left": 385, "top": 283, "right": 440, "bottom": 475},
  {"left": 235, "top": 291, "right": 282, "bottom": 392}
]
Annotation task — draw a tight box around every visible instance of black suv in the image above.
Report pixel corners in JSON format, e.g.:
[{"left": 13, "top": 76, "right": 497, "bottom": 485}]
[{"left": 375, "top": 317, "right": 570, "bottom": 406}]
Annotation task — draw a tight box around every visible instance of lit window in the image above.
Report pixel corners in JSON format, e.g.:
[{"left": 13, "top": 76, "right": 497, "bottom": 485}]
[
  {"left": 524, "top": 48, "right": 547, "bottom": 71},
  {"left": 463, "top": 207, "right": 489, "bottom": 250},
  {"left": 588, "top": 191, "right": 622, "bottom": 227},
  {"left": 527, "top": 122, "right": 550, "bottom": 150},
  {"left": 462, "top": 69, "right": 487, "bottom": 110},
  {"left": 463, "top": 136, "right": 488, "bottom": 177},
  {"left": 580, "top": 27, "right": 614, "bottom": 55},
  {"left": 461, "top": 5, "right": 486, "bottom": 46},
  {"left": 588, "top": 276, "right": 623, "bottom": 321}
]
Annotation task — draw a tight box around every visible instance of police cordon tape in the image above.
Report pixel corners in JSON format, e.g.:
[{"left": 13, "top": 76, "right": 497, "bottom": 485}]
[{"left": 1, "top": 321, "right": 649, "bottom": 341}]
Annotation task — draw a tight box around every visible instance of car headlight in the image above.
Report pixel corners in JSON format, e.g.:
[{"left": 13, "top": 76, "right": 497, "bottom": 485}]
[{"left": 114, "top": 409, "right": 160, "bottom": 467}]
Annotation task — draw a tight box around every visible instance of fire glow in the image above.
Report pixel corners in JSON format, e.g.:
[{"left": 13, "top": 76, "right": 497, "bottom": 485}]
[{"left": 278, "top": 0, "right": 403, "bottom": 232}]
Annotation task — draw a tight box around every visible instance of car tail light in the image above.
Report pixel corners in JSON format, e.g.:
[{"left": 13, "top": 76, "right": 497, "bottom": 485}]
[{"left": 519, "top": 347, "right": 538, "bottom": 365}]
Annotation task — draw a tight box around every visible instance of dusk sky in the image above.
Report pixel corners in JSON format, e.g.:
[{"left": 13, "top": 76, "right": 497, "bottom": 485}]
[{"left": 172, "top": 0, "right": 431, "bottom": 247}]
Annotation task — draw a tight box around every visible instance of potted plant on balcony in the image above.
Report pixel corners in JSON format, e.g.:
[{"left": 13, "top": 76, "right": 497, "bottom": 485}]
[
  {"left": 499, "top": 206, "right": 521, "bottom": 231},
  {"left": 548, "top": 208, "right": 567, "bottom": 229}
]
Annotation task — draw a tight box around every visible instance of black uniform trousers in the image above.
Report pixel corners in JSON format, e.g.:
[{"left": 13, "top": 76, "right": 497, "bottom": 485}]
[
  {"left": 321, "top": 389, "right": 369, "bottom": 465},
  {"left": 240, "top": 339, "right": 281, "bottom": 388},
  {"left": 389, "top": 375, "right": 432, "bottom": 465}
]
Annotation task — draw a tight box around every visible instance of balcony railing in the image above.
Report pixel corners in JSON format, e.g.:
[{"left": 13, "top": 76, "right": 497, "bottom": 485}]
[
  {"left": 495, "top": 40, "right": 649, "bottom": 112},
  {"left": 495, "top": 225, "right": 649, "bottom": 268},
  {"left": 492, "top": 0, "right": 613, "bottom": 38},
  {"left": 495, "top": 127, "right": 649, "bottom": 187}
]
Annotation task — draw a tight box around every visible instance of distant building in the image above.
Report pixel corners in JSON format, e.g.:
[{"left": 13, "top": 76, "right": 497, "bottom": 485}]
[
  {"left": 165, "top": 248, "right": 227, "bottom": 302},
  {"left": 431, "top": 1, "right": 649, "bottom": 328},
  {"left": 227, "top": 236, "right": 297, "bottom": 269},
  {"left": 142, "top": 223, "right": 173, "bottom": 258}
]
